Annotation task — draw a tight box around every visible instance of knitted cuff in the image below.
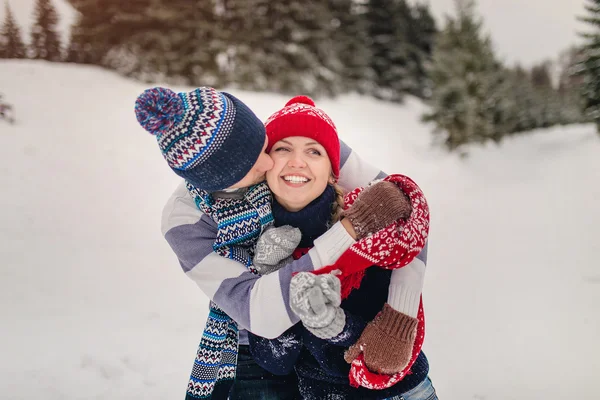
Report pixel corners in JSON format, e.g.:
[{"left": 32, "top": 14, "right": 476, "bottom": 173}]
[
  {"left": 375, "top": 303, "right": 418, "bottom": 342},
  {"left": 387, "top": 283, "right": 421, "bottom": 318},
  {"left": 342, "top": 200, "right": 378, "bottom": 239},
  {"left": 310, "top": 221, "right": 355, "bottom": 269},
  {"left": 255, "top": 255, "right": 294, "bottom": 276}
]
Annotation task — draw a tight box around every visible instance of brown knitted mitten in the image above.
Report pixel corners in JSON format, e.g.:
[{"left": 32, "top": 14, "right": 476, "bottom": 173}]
[
  {"left": 344, "top": 303, "right": 417, "bottom": 375},
  {"left": 342, "top": 181, "right": 412, "bottom": 239}
]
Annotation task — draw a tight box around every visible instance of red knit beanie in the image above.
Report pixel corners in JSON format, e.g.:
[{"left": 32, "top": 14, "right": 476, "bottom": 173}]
[{"left": 265, "top": 96, "right": 341, "bottom": 178}]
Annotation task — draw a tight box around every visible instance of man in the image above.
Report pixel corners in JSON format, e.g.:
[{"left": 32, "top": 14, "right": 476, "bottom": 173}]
[{"left": 135, "top": 86, "right": 428, "bottom": 399}]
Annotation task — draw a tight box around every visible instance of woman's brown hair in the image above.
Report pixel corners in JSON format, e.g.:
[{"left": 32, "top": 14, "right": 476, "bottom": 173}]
[{"left": 330, "top": 182, "right": 346, "bottom": 224}]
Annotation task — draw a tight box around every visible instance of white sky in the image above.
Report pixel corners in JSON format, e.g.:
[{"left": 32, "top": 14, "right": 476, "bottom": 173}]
[
  {"left": 0, "top": 0, "right": 589, "bottom": 67},
  {"left": 423, "top": 0, "right": 587, "bottom": 66}
]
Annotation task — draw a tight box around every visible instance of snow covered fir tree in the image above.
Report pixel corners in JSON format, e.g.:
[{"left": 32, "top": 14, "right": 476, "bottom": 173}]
[
  {"left": 0, "top": 2, "right": 26, "bottom": 59},
  {"left": 328, "top": 0, "right": 373, "bottom": 94},
  {"left": 577, "top": 0, "right": 600, "bottom": 134},
  {"left": 423, "top": 0, "right": 505, "bottom": 150},
  {"left": 225, "top": 0, "right": 344, "bottom": 97},
  {"left": 423, "top": 0, "right": 589, "bottom": 150},
  {"left": 30, "top": 0, "right": 62, "bottom": 61},
  {"left": 366, "top": 0, "right": 436, "bottom": 101}
]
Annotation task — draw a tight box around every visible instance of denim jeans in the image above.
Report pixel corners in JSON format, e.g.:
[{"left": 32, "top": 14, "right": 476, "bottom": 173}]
[
  {"left": 385, "top": 377, "right": 438, "bottom": 400},
  {"left": 228, "top": 345, "right": 301, "bottom": 400}
]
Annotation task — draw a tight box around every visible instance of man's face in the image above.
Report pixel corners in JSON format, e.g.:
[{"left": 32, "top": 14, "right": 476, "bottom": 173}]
[{"left": 228, "top": 136, "right": 274, "bottom": 189}]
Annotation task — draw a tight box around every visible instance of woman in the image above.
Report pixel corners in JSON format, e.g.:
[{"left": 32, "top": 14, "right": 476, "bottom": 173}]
[{"left": 245, "top": 96, "right": 437, "bottom": 399}]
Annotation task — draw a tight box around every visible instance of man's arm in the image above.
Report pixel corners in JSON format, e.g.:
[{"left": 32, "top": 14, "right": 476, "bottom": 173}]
[
  {"left": 161, "top": 143, "right": 388, "bottom": 338},
  {"left": 387, "top": 242, "right": 427, "bottom": 317},
  {"left": 337, "top": 140, "right": 387, "bottom": 190},
  {"left": 339, "top": 140, "right": 426, "bottom": 318},
  {"left": 162, "top": 182, "right": 355, "bottom": 339}
]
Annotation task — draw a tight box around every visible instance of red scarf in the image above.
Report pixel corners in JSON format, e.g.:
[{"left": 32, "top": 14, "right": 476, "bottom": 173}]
[
  {"left": 314, "top": 174, "right": 430, "bottom": 389},
  {"left": 315, "top": 174, "right": 429, "bottom": 298}
]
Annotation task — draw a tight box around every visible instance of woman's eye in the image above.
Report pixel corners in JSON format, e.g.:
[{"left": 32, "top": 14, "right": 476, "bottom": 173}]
[
  {"left": 273, "top": 147, "right": 291, "bottom": 152},
  {"left": 308, "top": 149, "right": 322, "bottom": 156}
]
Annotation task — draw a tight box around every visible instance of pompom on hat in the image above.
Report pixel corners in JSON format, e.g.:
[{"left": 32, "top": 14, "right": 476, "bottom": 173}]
[
  {"left": 135, "top": 86, "right": 266, "bottom": 191},
  {"left": 264, "top": 95, "right": 340, "bottom": 178}
]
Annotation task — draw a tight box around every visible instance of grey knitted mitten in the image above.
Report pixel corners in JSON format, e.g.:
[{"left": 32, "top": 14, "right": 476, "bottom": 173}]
[
  {"left": 289, "top": 272, "right": 345, "bottom": 339},
  {"left": 254, "top": 225, "right": 302, "bottom": 275}
]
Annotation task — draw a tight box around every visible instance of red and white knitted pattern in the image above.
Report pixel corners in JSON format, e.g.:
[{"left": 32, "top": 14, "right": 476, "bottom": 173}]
[
  {"left": 315, "top": 174, "right": 430, "bottom": 298},
  {"left": 314, "top": 174, "right": 430, "bottom": 390},
  {"left": 264, "top": 100, "right": 337, "bottom": 130}
]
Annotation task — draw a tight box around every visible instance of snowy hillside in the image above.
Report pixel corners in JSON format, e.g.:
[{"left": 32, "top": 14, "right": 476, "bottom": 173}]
[{"left": 1, "top": 60, "right": 599, "bottom": 400}]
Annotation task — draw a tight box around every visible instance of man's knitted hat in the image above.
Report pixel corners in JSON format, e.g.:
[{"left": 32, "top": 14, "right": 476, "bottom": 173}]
[
  {"left": 265, "top": 96, "right": 340, "bottom": 178},
  {"left": 135, "top": 86, "right": 265, "bottom": 191}
]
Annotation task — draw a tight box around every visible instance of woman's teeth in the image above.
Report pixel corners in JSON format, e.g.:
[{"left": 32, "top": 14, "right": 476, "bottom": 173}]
[{"left": 283, "top": 176, "right": 309, "bottom": 183}]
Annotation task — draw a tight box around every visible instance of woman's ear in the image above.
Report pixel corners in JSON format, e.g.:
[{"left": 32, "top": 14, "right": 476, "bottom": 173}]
[{"left": 329, "top": 175, "right": 337, "bottom": 185}]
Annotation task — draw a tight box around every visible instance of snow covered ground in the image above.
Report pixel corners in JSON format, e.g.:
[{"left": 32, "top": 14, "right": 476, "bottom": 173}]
[{"left": 1, "top": 60, "right": 599, "bottom": 399}]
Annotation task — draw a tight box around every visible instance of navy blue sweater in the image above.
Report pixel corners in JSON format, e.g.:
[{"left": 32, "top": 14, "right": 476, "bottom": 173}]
[{"left": 249, "top": 185, "right": 429, "bottom": 398}]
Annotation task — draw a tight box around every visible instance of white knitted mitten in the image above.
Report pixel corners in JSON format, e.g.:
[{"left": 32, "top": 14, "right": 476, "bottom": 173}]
[
  {"left": 289, "top": 272, "right": 345, "bottom": 339},
  {"left": 253, "top": 225, "right": 301, "bottom": 275}
]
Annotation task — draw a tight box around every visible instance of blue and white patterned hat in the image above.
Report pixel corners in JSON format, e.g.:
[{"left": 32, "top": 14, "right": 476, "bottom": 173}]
[{"left": 135, "top": 86, "right": 265, "bottom": 191}]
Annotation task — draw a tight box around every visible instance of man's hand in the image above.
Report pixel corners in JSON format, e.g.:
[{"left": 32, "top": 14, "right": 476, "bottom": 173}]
[{"left": 342, "top": 181, "right": 412, "bottom": 239}]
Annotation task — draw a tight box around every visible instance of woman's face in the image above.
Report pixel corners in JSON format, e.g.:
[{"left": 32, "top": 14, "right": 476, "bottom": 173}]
[{"left": 266, "top": 136, "right": 332, "bottom": 212}]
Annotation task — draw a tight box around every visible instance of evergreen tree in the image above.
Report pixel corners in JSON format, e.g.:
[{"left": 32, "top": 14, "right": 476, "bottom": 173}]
[
  {"left": 405, "top": 2, "right": 438, "bottom": 98},
  {"left": 530, "top": 62, "right": 552, "bottom": 89},
  {"left": 64, "top": 16, "right": 92, "bottom": 64},
  {"left": 366, "top": 0, "right": 411, "bottom": 101},
  {"left": 66, "top": 0, "right": 222, "bottom": 85},
  {"left": 423, "top": 0, "right": 505, "bottom": 150},
  {"left": 120, "top": 0, "right": 222, "bottom": 85},
  {"left": 558, "top": 46, "right": 587, "bottom": 124},
  {"left": 495, "top": 66, "right": 536, "bottom": 134},
  {"left": 30, "top": 0, "right": 62, "bottom": 61},
  {"left": 216, "top": 0, "right": 269, "bottom": 89},
  {"left": 65, "top": 0, "right": 124, "bottom": 64},
  {"left": 0, "top": 1, "right": 26, "bottom": 59},
  {"left": 530, "top": 61, "right": 560, "bottom": 127},
  {"left": 365, "top": 0, "right": 436, "bottom": 101},
  {"left": 576, "top": 0, "right": 600, "bottom": 134},
  {"left": 329, "top": 0, "right": 372, "bottom": 94},
  {"left": 497, "top": 56, "right": 586, "bottom": 136},
  {"left": 229, "top": 0, "right": 343, "bottom": 97}
]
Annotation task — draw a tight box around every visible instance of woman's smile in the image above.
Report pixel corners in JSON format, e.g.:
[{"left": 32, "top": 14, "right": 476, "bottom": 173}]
[{"left": 281, "top": 174, "right": 311, "bottom": 187}]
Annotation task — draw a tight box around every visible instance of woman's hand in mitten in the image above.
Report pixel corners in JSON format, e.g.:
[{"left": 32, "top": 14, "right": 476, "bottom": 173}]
[{"left": 289, "top": 272, "right": 345, "bottom": 339}]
